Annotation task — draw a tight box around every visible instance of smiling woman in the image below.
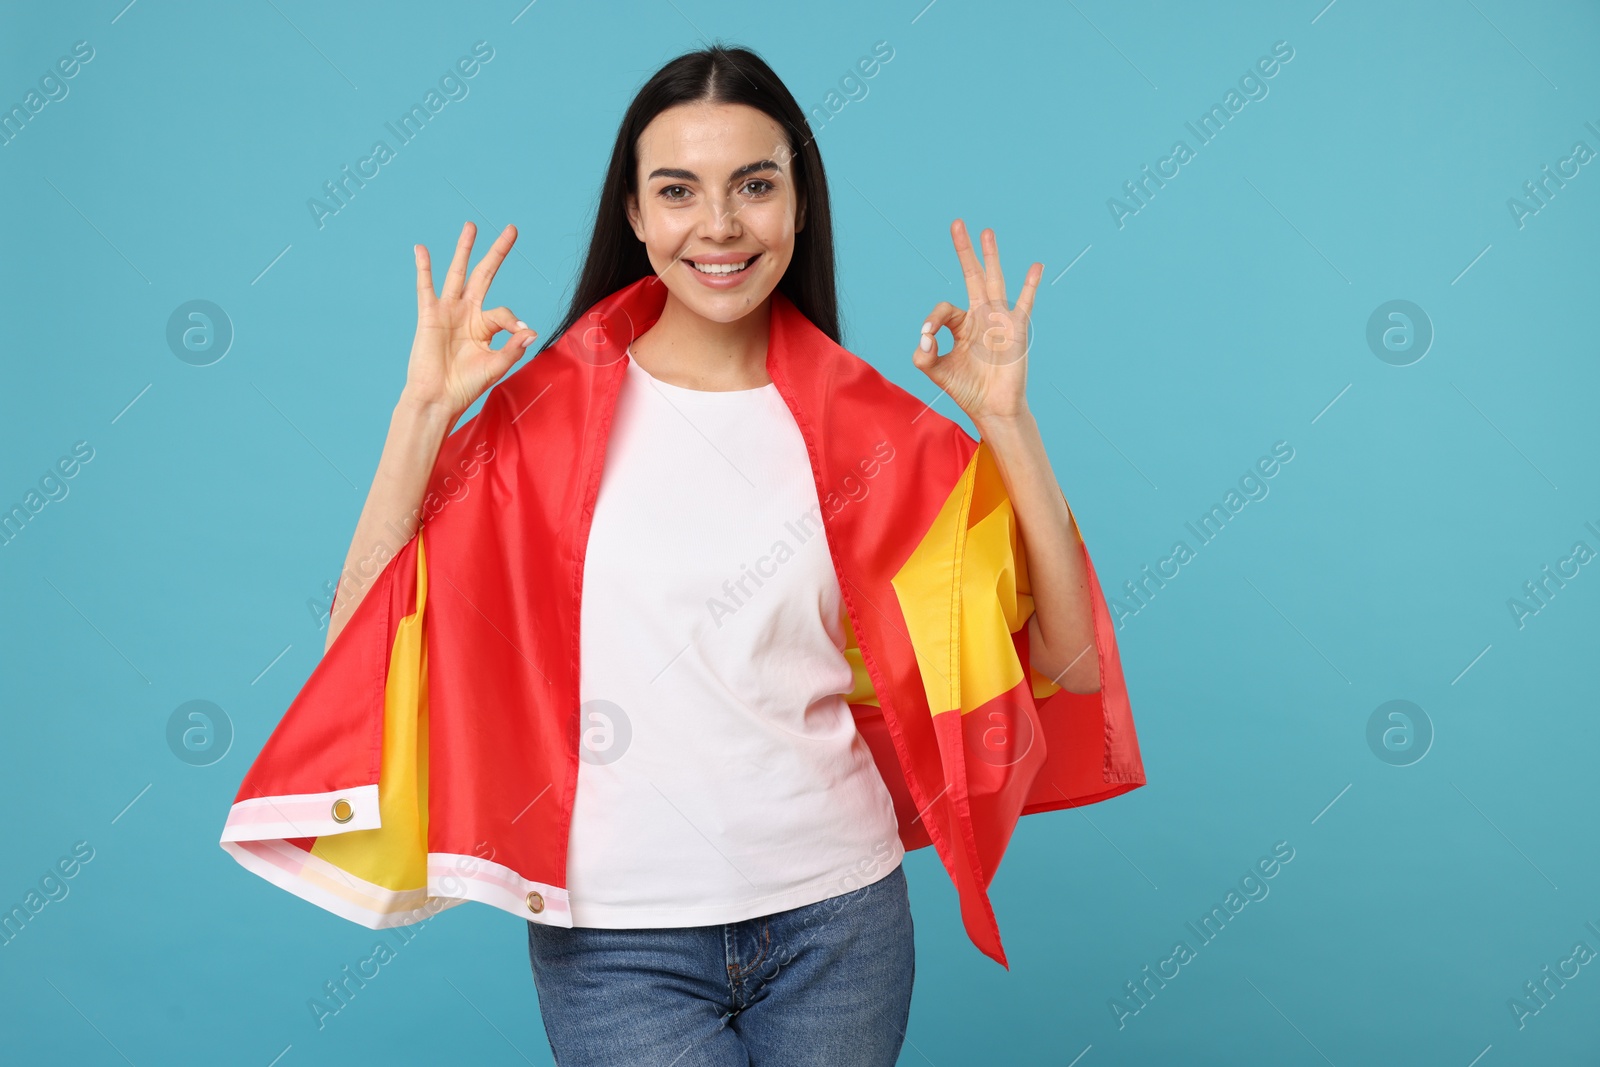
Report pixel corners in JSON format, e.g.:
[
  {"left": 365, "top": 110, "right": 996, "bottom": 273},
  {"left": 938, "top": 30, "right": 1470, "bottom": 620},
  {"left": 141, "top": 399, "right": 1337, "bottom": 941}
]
[
  {"left": 540, "top": 56, "right": 836, "bottom": 393},
  {"left": 619, "top": 111, "right": 798, "bottom": 386},
  {"left": 221, "top": 38, "right": 1144, "bottom": 1067}
]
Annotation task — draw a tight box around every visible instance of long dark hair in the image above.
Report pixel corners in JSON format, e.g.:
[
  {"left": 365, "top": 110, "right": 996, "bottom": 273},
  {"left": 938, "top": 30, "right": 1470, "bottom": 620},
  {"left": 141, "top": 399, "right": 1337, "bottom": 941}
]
[{"left": 537, "top": 43, "right": 840, "bottom": 353}]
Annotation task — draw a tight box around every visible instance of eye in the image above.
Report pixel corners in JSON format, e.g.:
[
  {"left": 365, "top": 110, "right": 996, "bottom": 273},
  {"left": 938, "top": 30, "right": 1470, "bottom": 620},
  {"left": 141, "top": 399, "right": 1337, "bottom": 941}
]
[
  {"left": 742, "top": 178, "right": 775, "bottom": 196},
  {"left": 659, "top": 184, "right": 691, "bottom": 201}
]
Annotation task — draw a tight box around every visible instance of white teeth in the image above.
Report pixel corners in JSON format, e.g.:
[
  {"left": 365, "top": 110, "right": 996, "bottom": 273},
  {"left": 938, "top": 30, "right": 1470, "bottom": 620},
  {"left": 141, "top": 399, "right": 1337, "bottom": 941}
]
[{"left": 689, "top": 258, "right": 752, "bottom": 275}]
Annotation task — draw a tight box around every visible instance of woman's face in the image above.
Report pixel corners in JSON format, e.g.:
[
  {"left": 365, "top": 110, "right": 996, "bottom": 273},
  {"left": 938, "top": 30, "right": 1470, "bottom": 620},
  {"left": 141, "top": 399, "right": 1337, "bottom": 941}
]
[{"left": 626, "top": 101, "right": 804, "bottom": 324}]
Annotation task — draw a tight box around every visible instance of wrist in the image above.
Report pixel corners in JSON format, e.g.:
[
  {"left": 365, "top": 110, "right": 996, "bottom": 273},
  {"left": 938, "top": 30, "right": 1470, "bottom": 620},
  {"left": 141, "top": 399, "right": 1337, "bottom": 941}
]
[
  {"left": 393, "top": 390, "right": 460, "bottom": 437},
  {"left": 974, "top": 407, "right": 1036, "bottom": 437}
]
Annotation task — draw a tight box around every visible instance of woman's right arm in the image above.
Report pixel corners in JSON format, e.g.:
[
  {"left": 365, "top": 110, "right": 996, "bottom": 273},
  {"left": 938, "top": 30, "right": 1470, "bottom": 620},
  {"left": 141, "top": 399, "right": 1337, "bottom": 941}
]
[{"left": 324, "top": 220, "right": 538, "bottom": 652}]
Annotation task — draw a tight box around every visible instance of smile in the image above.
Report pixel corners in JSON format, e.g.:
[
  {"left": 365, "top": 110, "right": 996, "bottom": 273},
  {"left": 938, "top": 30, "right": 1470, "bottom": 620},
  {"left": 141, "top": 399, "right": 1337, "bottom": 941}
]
[{"left": 685, "top": 255, "right": 758, "bottom": 275}]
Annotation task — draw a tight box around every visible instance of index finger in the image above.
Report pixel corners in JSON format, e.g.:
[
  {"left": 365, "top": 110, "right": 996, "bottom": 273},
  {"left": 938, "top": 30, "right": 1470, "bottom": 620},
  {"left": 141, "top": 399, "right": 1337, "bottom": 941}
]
[{"left": 463, "top": 223, "right": 518, "bottom": 306}]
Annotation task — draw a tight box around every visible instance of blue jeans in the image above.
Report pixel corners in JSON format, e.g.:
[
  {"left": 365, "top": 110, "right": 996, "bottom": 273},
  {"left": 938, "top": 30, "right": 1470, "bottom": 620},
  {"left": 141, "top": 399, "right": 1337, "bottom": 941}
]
[{"left": 526, "top": 862, "right": 915, "bottom": 1066}]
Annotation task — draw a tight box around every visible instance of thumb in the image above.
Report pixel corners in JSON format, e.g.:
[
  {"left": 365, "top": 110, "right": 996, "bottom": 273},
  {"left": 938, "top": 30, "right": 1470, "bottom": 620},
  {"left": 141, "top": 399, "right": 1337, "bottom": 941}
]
[
  {"left": 490, "top": 324, "right": 539, "bottom": 377},
  {"left": 481, "top": 307, "right": 538, "bottom": 359}
]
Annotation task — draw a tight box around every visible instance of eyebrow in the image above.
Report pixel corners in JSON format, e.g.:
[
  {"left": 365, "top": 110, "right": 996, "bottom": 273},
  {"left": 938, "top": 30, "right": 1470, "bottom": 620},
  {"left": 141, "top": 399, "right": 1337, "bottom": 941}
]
[{"left": 646, "top": 159, "right": 781, "bottom": 183}]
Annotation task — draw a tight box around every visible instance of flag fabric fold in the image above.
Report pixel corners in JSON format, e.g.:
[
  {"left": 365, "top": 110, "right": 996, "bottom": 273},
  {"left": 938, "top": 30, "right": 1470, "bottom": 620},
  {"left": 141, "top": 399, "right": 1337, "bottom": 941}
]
[{"left": 219, "top": 274, "right": 1146, "bottom": 966}]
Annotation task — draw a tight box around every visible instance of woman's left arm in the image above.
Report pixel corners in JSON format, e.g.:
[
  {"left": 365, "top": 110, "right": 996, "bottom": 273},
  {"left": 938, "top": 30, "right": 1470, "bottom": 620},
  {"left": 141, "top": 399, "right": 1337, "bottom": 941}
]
[
  {"left": 972, "top": 410, "right": 1100, "bottom": 693},
  {"left": 913, "top": 219, "right": 1100, "bottom": 694}
]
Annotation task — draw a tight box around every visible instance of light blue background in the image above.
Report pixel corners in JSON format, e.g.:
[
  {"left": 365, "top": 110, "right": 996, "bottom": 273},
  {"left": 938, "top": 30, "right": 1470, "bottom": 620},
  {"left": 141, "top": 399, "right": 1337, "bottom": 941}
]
[{"left": 3, "top": 1, "right": 1598, "bottom": 1064}]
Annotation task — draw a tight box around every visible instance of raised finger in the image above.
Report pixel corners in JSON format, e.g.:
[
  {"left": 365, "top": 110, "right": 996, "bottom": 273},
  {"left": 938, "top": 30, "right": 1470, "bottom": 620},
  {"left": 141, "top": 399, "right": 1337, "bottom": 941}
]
[
  {"left": 1015, "top": 261, "right": 1043, "bottom": 322},
  {"left": 441, "top": 220, "right": 477, "bottom": 301},
  {"left": 464, "top": 223, "right": 518, "bottom": 307},
  {"left": 980, "top": 227, "right": 1007, "bottom": 304},
  {"left": 415, "top": 244, "right": 436, "bottom": 313},
  {"left": 950, "top": 219, "right": 989, "bottom": 310}
]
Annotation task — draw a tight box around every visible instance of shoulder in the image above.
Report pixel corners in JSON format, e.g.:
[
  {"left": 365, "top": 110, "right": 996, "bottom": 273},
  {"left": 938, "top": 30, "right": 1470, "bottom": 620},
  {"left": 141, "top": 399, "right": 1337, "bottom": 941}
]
[{"left": 829, "top": 341, "right": 977, "bottom": 451}]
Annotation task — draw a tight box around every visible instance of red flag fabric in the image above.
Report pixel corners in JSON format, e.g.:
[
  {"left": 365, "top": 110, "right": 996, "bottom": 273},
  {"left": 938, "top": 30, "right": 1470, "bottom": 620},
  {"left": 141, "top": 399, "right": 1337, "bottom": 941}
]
[{"left": 219, "top": 274, "right": 1146, "bottom": 967}]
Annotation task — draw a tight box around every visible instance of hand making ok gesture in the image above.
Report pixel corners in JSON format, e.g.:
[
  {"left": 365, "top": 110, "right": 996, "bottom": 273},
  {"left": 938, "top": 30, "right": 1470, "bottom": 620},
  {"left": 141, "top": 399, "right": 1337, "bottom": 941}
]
[
  {"left": 405, "top": 220, "right": 539, "bottom": 421},
  {"left": 911, "top": 219, "right": 1042, "bottom": 426}
]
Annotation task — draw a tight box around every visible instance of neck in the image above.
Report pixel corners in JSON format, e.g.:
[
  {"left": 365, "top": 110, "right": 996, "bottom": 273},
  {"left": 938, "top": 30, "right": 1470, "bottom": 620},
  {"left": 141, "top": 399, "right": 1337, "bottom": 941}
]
[{"left": 630, "top": 288, "right": 774, "bottom": 391}]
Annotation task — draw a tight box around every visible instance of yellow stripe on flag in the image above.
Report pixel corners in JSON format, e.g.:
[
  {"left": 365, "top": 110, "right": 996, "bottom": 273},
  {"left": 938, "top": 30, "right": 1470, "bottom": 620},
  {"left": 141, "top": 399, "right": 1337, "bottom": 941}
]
[
  {"left": 891, "top": 441, "right": 1060, "bottom": 716},
  {"left": 839, "top": 605, "right": 880, "bottom": 707},
  {"left": 311, "top": 533, "right": 431, "bottom": 892}
]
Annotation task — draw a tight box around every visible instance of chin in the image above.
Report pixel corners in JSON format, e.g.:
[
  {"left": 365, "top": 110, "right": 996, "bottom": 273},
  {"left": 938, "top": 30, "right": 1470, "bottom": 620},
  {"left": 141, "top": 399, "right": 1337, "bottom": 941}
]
[{"left": 690, "top": 293, "right": 773, "bottom": 322}]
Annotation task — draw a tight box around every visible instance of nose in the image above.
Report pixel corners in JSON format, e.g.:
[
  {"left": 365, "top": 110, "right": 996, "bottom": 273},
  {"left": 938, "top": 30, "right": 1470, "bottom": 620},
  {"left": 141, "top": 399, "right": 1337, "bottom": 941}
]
[{"left": 698, "top": 192, "right": 743, "bottom": 239}]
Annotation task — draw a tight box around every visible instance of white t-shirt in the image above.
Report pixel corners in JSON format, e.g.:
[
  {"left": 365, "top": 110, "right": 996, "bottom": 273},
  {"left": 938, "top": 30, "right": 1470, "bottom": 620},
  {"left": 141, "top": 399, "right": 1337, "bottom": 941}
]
[{"left": 564, "top": 350, "right": 905, "bottom": 928}]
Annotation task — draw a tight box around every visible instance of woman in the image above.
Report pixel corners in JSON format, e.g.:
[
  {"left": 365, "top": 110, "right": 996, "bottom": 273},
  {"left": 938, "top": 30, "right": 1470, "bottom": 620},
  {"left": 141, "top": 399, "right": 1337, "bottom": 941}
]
[{"left": 226, "top": 43, "right": 1143, "bottom": 1067}]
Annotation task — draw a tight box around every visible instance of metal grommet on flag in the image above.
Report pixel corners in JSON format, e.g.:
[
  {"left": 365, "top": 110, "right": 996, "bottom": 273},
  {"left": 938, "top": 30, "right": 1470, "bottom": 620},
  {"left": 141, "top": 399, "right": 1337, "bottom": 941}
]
[
  {"left": 330, "top": 798, "right": 354, "bottom": 824},
  {"left": 526, "top": 891, "right": 545, "bottom": 914}
]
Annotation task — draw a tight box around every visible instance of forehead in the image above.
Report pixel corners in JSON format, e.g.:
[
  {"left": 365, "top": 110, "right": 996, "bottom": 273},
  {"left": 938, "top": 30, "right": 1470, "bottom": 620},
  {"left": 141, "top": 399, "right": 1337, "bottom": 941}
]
[{"left": 635, "top": 102, "right": 790, "bottom": 172}]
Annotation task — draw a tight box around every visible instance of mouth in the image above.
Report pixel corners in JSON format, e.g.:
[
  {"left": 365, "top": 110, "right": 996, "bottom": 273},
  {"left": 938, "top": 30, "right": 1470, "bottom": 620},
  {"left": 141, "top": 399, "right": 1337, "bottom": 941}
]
[{"left": 684, "top": 253, "right": 760, "bottom": 276}]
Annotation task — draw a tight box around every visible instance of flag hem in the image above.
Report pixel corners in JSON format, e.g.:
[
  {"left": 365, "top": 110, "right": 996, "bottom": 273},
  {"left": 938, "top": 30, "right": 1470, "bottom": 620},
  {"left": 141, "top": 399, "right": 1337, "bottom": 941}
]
[
  {"left": 219, "top": 784, "right": 381, "bottom": 841},
  {"left": 219, "top": 838, "right": 574, "bottom": 930}
]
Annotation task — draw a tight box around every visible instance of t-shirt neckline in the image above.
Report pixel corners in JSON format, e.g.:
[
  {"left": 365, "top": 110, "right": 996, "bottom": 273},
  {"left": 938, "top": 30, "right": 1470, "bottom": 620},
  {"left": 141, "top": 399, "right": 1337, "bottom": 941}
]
[{"left": 625, "top": 347, "right": 777, "bottom": 396}]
